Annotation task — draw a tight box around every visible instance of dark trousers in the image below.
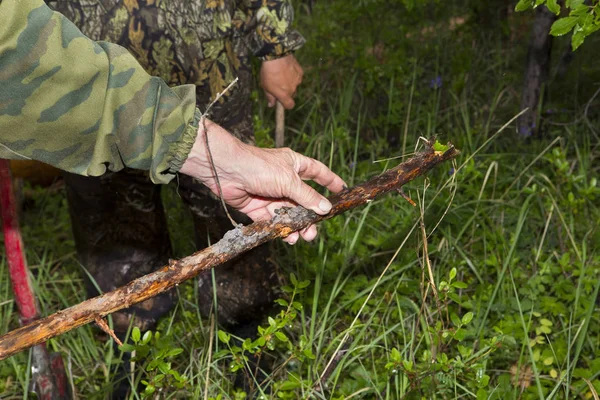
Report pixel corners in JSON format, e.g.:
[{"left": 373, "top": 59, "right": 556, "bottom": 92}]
[{"left": 64, "top": 96, "right": 278, "bottom": 336}]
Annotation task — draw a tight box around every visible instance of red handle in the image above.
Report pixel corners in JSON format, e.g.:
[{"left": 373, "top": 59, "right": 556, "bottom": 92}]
[{"left": 0, "top": 159, "right": 38, "bottom": 324}]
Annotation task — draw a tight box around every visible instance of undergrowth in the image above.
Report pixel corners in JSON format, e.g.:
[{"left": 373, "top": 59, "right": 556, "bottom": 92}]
[{"left": 0, "top": 0, "right": 598, "bottom": 399}]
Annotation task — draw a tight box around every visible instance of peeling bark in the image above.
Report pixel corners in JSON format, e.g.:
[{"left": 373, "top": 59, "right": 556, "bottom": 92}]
[{"left": 0, "top": 139, "right": 459, "bottom": 360}]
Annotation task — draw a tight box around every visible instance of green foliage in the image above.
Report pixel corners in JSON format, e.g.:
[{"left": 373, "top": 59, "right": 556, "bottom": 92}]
[
  {"left": 1, "top": 0, "right": 599, "bottom": 398},
  {"left": 211, "top": 274, "right": 316, "bottom": 397},
  {"left": 120, "top": 327, "right": 187, "bottom": 398},
  {"left": 515, "top": 0, "right": 600, "bottom": 49}
]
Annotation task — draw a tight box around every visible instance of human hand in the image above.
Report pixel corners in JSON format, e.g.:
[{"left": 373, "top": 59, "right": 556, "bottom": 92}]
[
  {"left": 260, "top": 54, "right": 304, "bottom": 109},
  {"left": 180, "top": 119, "right": 345, "bottom": 244}
]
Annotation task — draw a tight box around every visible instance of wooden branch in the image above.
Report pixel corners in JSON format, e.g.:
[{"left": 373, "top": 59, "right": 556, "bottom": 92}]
[{"left": 0, "top": 139, "right": 459, "bottom": 360}]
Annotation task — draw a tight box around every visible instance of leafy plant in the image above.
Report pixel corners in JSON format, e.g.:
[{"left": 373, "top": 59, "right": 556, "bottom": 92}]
[
  {"left": 120, "top": 327, "right": 187, "bottom": 398},
  {"left": 515, "top": 0, "right": 600, "bottom": 49}
]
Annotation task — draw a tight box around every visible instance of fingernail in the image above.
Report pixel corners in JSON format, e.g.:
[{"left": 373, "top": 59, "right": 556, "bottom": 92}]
[{"left": 319, "top": 199, "right": 332, "bottom": 213}]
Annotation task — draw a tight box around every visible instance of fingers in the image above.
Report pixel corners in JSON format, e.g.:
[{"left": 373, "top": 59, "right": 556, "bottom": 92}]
[
  {"left": 260, "top": 55, "right": 302, "bottom": 110},
  {"left": 285, "top": 178, "right": 333, "bottom": 216},
  {"left": 280, "top": 95, "right": 295, "bottom": 110},
  {"left": 284, "top": 225, "right": 317, "bottom": 245},
  {"left": 299, "top": 225, "right": 318, "bottom": 241},
  {"left": 271, "top": 90, "right": 295, "bottom": 109},
  {"left": 294, "top": 154, "right": 347, "bottom": 193},
  {"left": 265, "top": 92, "right": 276, "bottom": 108},
  {"left": 283, "top": 232, "right": 299, "bottom": 245}
]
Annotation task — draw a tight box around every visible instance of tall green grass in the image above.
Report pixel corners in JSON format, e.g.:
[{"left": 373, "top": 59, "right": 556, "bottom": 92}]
[{"left": 1, "top": 0, "right": 599, "bottom": 398}]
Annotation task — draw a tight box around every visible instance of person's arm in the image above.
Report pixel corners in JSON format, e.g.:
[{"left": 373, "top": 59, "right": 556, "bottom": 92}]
[
  {"left": 0, "top": 0, "right": 198, "bottom": 184},
  {"left": 239, "top": 0, "right": 306, "bottom": 61},
  {"left": 0, "top": 0, "right": 346, "bottom": 243},
  {"left": 238, "top": 1, "right": 305, "bottom": 109}
]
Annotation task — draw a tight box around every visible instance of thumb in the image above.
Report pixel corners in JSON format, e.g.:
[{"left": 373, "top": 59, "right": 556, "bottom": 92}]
[{"left": 286, "top": 179, "right": 333, "bottom": 216}]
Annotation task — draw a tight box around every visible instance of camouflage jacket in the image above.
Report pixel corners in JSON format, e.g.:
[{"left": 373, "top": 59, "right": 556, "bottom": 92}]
[
  {"left": 0, "top": 0, "right": 304, "bottom": 184},
  {"left": 0, "top": 0, "right": 200, "bottom": 184},
  {"left": 47, "top": 0, "right": 305, "bottom": 116}
]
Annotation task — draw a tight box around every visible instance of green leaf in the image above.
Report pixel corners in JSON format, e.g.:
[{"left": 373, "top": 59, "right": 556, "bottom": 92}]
[
  {"left": 451, "top": 281, "right": 468, "bottom": 289},
  {"left": 451, "top": 313, "right": 462, "bottom": 327},
  {"left": 131, "top": 327, "right": 141, "bottom": 343},
  {"left": 462, "top": 312, "right": 474, "bottom": 325},
  {"left": 432, "top": 140, "right": 449, "bottom": 152},
  {"left": 142, "top": 330, "right": 152, "bottom": 345},
  {"left": 290, "top": 273, "right": 298, "bottom": 286},
  {"left": 477, "top": 388, "right": 488, "bottom": 400},
  {"left": 550, "top": 17, "right": 578, "bottom": 36},
  {"left": 566, "top": 0, "right": 584, "bottom": 8},
  {"left": 571, "top": 28, "right": 586, "bottom": 50},
  {"left": 278, "top": 380, "right": 301, "bottom": 390},
  {"left": 546, "top": 0, "right": 560, "bottom": 14},
  {"left": 391, "top": 348, "right": 401, "bottom": 362},
  {"left": 515, "top": 0, "right": 534, "bottom": 12},
  {"left": 298, "top": 280, "right": 311, "bottom": 289},
  {"left": 303, "top": 348, "right": 315, "bottom": 359},
  {"left": 143, "top": 385, "right": 156, "bottom": 395},
  {"left": 166, "top": 348, "right": 184, "bottom": 357},
  {"left": 217, "top": 330, "right": 230, "bottom": 344},
  {"left": 274, "top": 299, "right": 288, "bottom": 307},
  {"left": 119, "top": 343, "right": 136, "bottom": 352},
  {"left": 449, "top": 267, "right": 457, "bottom": 281},
  {"left": 454, "top": 328, "right": 467, "bottom": 341},
  {"left": 158, "top": 361, "right": 171, "bottom": 375},
  {"left": 275, "top": 331, "right": 289, "bottom": 342}
]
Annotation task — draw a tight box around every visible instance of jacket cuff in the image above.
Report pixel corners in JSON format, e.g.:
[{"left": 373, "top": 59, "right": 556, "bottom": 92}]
[
  {"left": 255, "top": 30, "right": 306, "bottom": 61},
  {"left": 156, "top": 108, "right": 202, "bottom": 184}
]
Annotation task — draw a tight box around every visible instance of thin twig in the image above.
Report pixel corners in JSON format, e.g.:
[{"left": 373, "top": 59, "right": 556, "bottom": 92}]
[
  {"left": 94, "top": 317, "right": 122, "bottom": 346},
  {"left": 200, "top": 77, "right": 240, "bottom": 227},
  {"left": 417, "top": 182, "right": 439, "bottom": 305},
  {"left": 203, "top": 315, "right": 214, "bottom": 400},
  {"left": 313, "top": 337, "right": 353, "bottom": 392}
]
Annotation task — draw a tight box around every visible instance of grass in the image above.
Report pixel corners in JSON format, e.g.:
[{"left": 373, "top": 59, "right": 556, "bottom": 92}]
[{"left": 1, "top": 0, "right": 600, "bottom": 398}]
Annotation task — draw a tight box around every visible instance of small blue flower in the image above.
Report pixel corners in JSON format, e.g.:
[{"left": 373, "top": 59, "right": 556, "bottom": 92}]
[
  {"left": 429, "top": 76, "right": 442, "bottom": 89},
  {"left": 348, "top": 161, "right": 356, "bottom": 170},
  {"left": 518, "top": 125, "right": 534, "bottom": 137},
  {"left": 448, "top": 167, "right": 455, "bottom": 176}
]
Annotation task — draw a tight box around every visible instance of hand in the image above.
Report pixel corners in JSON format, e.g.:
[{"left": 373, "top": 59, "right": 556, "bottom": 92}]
[
  {"left": 180, "top": 119, "right": 346, "bottom": 244},
  {"left": 260, "top": 54, "right": 304, "bottom": 109}
]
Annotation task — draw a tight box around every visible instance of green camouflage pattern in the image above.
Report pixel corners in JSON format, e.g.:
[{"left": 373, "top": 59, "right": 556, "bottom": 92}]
[
  {"left": 46, "top": 0, "right": 305, "bottom": 128},
  {"left": 38, "top": 0, "right": 302, "bottom": 334},
  {"left": 0, "top": 0, "right": 200, "bottom": 184}
]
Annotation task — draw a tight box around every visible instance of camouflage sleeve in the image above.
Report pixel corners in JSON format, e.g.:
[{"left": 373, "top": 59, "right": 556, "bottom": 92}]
[
  {"left": 0, "top": 0, "right": 201, "bottom": 184},
  {"left": 239, "top": 0, "right": 306, "bottom": 60}
]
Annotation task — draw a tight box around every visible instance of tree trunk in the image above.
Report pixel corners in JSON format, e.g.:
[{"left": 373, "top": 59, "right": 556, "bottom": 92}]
[{"left": 518, "top": 6, "right": 557, "bottom": 137}]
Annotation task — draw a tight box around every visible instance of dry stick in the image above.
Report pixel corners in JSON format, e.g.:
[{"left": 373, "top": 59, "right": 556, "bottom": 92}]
[
  {"left": 94, "top": 317, "right": 122, "bottom": 347},
  {"left": 201, "top": 77, "right": 239, "bottom": 227},
  {"left": 203, "top": 315, "right": 214, "bottom": 400},
  {"left": 275, "top": 101, "right": 285, "bottom": 148},
  {"left": 0, "top": 139, "right": 459, "bottom": 361}
]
